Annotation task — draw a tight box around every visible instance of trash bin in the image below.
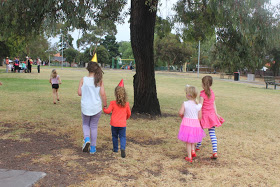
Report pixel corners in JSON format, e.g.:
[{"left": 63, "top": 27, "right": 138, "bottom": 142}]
[{"left": 234, "top": 72, "right": 240, "bottom": 81}]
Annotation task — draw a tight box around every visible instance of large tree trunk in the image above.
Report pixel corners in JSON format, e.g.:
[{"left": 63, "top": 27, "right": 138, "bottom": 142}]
[{"left": 130, "top": 0, "right": 161, "bottom": 116}]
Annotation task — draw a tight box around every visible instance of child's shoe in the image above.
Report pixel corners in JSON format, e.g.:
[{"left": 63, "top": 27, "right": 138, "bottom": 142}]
[
  {"left": 191, "top": 150, "right": 197, "bottom": 158},
  {"left": 195, "top": 148, "right": 200, "bottom": 151},
  {"left": 185, "top": 157, "right": 193, "bottom": 163},
  {"left": 210, "top": 153, "right": 218, "bottom": 159},
  {"left": 82, "top": 137, "right": 90, "bottom": 152},
  {"left": 90, "top": 146, "right": 96, "bottom": 154},
  {"left": 121, "top": 149, "right": 126, "bottom": 158}
]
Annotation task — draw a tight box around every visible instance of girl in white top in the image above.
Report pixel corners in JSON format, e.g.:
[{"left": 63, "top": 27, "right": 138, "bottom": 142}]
[
  {"left": 178, "top": 85, "right": 206, "bottom": 163},
  {"left": 78, "top": 62, "right": 107, "bottom": 154}
]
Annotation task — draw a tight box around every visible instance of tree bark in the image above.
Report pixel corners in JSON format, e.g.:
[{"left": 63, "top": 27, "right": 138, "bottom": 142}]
[{"left": 130, "top": 0, "right": 161, "bottom": 116}]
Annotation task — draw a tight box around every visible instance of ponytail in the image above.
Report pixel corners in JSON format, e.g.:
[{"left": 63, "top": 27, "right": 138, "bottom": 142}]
[{"left": 202, "top": 76, "right": 213, "bottom": 98}]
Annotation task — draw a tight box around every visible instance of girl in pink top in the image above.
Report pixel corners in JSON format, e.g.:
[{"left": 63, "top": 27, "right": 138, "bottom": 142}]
[
  {"left": 196, "top": 76, "right": 224, "bottom": 159},
  {"left": 49, "top": 69, "right": 62, "bottom": 104},
  {"left": 178, "top": 85, "right": 206, "bottom": 163}
]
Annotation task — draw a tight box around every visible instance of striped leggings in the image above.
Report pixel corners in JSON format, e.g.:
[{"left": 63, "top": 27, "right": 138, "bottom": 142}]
[{"left": 196, "top": 127, "right": 217, "bottom": 153}]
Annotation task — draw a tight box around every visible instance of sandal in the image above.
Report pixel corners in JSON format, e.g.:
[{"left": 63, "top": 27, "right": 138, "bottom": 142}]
[
  {"left": 185, "top": 157, "right": 193, "bottom": 163},
  {"left": 191, "top": 150, "right": 197, "bottom": 158},
  {"left": 53, "top": 102, "right": 56, "bottom": 104},
  {"left": 210, "top": 153, "right": 218, "bottom": 159}
]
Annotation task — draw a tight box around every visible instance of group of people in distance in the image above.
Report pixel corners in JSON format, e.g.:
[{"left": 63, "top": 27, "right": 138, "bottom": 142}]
[
  {"left": 49, "top": 61, "right": 224, "bottom": 160},
  {"left": 5, "top": 56, "right": 42, "bottom": 73}
]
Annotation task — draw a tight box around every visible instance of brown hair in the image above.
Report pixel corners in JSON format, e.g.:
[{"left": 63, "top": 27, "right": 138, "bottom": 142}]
[
  {"left": 115, "top": 86, "right": 127, "bottom": 107},
  {"left": 86, "top": 62, "right": 103, "bottom": 87},
  {"left": 51, "top": 69, "right": 57, "bottom": 78},
  {"left": 202, "top": 76, "right": 213, "bottom": 98}
]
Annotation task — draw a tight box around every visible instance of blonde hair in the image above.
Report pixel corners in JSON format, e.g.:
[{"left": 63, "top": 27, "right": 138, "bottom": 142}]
[
  {"left": 185, "top": 85, "right": 198, "bottom": 103},
  {"left": 51, "top": 69, "right": 57, "bottom": 78},
  {"left": 202, "top": 76, "right": 213, "bottom": 98},
  {"left": 115, "top": 86, "right": 127, "bottom": 107},
  {"left": 87, "top": 62, "right": 103, "bottom": 87}
]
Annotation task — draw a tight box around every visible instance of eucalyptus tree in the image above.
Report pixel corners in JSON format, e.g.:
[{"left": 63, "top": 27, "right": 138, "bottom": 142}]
[
  {"left": 101, "top": 35, "right": 120, "bottom": 60},
  {"left": 0, "top": 0, "right": 162, "bottom": 116},
  {"left": 154, "top": 33, "right": 193, "bottom": 70},
  {"left": 174, "top": 0, "right": 278, "bottom": 73},
  {"left": 118, "top": 41, "right": 134, "bottom": 59},
  {"left": 96, "top": 45, "right": 110, "bottom": 66}
]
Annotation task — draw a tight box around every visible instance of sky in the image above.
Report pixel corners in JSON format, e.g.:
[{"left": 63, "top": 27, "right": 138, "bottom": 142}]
[
  {"left": 50, "top": 0, "right": 176, "bottom": 50},
  {"left": 50, "top": 0, "right": 280, "bottom": 50}
]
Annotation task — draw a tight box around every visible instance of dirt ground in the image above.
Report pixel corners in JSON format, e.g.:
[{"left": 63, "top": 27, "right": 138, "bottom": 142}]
[{"left": 0, "top": 122, "right": 115, "bottom": 186}]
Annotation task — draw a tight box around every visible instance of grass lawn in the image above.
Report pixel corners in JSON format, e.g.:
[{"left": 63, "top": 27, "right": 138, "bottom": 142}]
[{"left": 0, "top": 66, "right": 279, "bottom": 186}]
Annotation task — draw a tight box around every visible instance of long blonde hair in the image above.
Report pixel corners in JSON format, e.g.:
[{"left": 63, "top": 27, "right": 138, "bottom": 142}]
[
  {"left": 202, "top": 76, "right": 213, "bottom": 98},
  {"left": 50, "top": 69, "right": 57, "bottom": 78},
  {"left": 185, "top": 85, "right": 198, "bottom": 103},
  {"left": 115, "top": 86, "right": 127, "bottom": 107},
  {"left": 87, "top": 62, "right": 103, "bottom": 87}
]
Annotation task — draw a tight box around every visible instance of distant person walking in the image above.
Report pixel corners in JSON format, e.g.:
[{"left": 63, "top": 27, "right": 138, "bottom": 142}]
[
  {"left": 37, "top": 58, "right": 41, "bottom": 73},
  {"left": 49, "top": 69, "right": 61, "bottom": 104},
  {"left": 178, "top": 85, "right": 206, "bottom": 163},
  {"left": 78, "top": 62, "right": 107, "bottom": 155},
  {"left": 14, "top": 57, "right": 19, "bottom": 73},
  {"left": 5, "top": 57, "right": 9, "bottom": 73},
  {"left": 103, "top": 79, "right": 131, "bottom": 158},
  {"left": 27, "top": 57, "right": 32, "bottom": 73},
  {"left": 195, "top": 76, "right": 224, "bottom": 159}
]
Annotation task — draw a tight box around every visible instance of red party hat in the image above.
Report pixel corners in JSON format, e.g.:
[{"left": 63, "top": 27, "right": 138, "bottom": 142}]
[{"left": 118, "top": 79, "right": 124, "bottom": 87}]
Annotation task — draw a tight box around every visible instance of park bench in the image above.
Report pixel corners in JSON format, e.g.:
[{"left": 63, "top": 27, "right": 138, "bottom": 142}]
[
  {"left": 220, "top": 73, "right": 232, "bottom": 79},
  {"left": 264, "top": 76, "right": 280, "bottom": 89}
]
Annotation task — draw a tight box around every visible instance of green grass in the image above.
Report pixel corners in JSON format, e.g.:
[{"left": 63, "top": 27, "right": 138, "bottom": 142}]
[{"left": 0, "top": 66, "right": 280, "bottom": 186}]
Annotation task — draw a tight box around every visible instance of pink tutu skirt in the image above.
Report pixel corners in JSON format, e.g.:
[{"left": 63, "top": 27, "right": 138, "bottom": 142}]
[{"left": 178, "top": 118, "right": 206, "bottom": 143}]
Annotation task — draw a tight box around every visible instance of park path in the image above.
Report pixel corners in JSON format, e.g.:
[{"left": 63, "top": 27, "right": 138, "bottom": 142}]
[{"left": 156, "top": 71, "right": 279, "bottom": 90}]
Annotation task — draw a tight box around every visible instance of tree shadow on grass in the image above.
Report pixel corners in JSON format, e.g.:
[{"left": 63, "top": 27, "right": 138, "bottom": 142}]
[{"left": 0, "top": 122, "right": 114, "bottom": 186}]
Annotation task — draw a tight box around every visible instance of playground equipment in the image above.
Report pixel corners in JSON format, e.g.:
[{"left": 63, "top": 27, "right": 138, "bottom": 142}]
[{"left": 112, "top": 57, "right": 135, "bottom": 69}]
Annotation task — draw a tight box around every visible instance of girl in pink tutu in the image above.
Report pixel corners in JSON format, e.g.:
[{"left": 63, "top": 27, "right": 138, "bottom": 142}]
[
  {"left": 196, "top": 76, "right": 224, "bottom": 159},
  {"left": 178, "top": 85, "right": 206, "bottom": 163}
]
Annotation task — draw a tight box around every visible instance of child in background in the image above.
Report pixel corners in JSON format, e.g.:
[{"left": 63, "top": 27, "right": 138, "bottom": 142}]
[
  {"left": 49, "top": 69, "right": 62, "bottom": 104},
  {"left": 78, "top": 62, "right": 107, "bottom": 154},
  {"left": 196, "top": 76, "right": 224, "bottom": 159},
  {"left": 178, "top": 85, "right": 206, "bottom": 163},
  {"left": 103, "top": 79, "right": 131, "bottom": 158}
]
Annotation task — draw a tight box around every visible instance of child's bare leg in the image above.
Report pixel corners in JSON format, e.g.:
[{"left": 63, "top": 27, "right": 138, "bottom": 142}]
[
  {"left": 56, "top": 89, "right": 59, "bottom": 101},
  {"left": 191, "top": 143, "right": 195, "bottom": 152},
  {"left": 186, "top": 143, "right": 192, "bottom": 158},
  {"left": 52, "top": 89, "right": 56, "bottom": 103}
]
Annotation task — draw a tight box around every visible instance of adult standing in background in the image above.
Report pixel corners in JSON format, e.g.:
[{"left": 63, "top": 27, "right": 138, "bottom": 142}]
[
  {"left": 5, "top": 57, "right": 9, "bottom": 73},
  {"left": 27, "top": 57, "right": 31, "bottom": 73},
  {"left": 37, "top": 58, "right": 41, "bottom": 73}
]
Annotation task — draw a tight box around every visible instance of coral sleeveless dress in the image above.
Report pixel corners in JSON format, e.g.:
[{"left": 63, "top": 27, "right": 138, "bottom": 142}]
[
  {"left": 178, "top": 100, "right": 206, "bottom": 143},
  {"left": 200, "top": 89, "right": 224, "bottom": 129}
]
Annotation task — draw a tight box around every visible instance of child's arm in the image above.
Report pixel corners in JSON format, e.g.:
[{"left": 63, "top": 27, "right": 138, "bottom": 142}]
[
  {"left": 58, "top": 76, "right": 62, "bottom": 84},
  {"left": 198, "top": 97, "right": 204, "bottom": 119},
  {"left": 49, "top": 78, "right": 52, "bottom": 84},
  {"left": 178, "top": 103, "right": 185, "bottom": 119},
  {"left": 77, "top": 78, "right": 83, "bottom": 96},
  {"left": 103, "top": 101, "right": 113, "bottom": 114},
  {"left": 126, "top": 103, "right": 131, "bottom": 119},
  {"left": 214, "top": 101, "right": 221, "bottom": 119},
  {"left": 100, "top": 80, "right": 107, "bottom": 108}
]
